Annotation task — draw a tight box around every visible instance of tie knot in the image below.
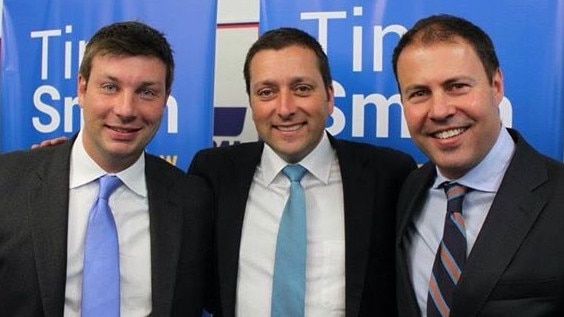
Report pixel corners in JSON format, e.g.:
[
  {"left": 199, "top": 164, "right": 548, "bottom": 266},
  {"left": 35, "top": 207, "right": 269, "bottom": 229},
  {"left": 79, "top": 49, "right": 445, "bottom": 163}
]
[
  {"left": 441, "top": 182, "right": 468, "bottom": 200},
  {"left": 282, "top": 164, "right": 307, "bottom": 182},
  {"left": 98, "top": 175, "right": 123, "bottom": 200}
]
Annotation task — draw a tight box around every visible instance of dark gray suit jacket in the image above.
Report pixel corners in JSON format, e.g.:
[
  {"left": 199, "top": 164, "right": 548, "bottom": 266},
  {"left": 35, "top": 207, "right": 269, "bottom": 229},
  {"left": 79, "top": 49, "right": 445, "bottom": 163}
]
[
  {"left": 188, "top": 133, "right": 417, "bottom": 317},
  {"left": 0, "top": 138, "right": 213, "bottom": 317},
  {"left": 396, "top": 129, "right": 564, "bottom": 317}
]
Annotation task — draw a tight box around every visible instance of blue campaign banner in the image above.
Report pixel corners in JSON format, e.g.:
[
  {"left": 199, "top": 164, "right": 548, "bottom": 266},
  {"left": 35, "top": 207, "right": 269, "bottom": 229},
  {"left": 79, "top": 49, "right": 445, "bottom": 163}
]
[
  {"left": 260, "top": 1, "right": 564, "bottom": 163},
  {"left": 1, "top": 0, "right": 217, "bottom": 169}
]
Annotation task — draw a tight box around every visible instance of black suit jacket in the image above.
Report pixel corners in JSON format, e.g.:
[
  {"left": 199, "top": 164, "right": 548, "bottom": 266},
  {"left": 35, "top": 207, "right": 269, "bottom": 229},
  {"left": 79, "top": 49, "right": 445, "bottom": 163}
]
[
  {"left": 0, "top": 138, "right": 213, "bottom": 317},
  {"left": 396, "top": 129, "right": 564, "bottom": 317},
  {"left": 188, "top": 133, "right": 417, "bottom": 317}
]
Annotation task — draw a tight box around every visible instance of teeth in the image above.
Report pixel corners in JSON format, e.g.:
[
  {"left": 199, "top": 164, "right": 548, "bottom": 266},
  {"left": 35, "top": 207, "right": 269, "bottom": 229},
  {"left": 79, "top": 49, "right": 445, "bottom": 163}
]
[
  {"left": 435, "top": 128, "right": 466, "bottom": 139},
  {"left": 278, "top": 124, "right": 302, "bottom": 132},
  {"left": 112, "top": 127, "right": 134, "bottom": 133}
]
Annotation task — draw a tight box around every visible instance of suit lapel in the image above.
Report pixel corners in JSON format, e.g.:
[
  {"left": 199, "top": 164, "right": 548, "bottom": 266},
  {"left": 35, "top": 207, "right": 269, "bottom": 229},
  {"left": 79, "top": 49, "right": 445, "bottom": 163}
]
[
  {"left": 146, "top": 157, "right": 184, "bottom": 316},
  {"left": 396, "top": 163, "right": 436, "bottom": 317},
  {"left": 396, "top": 163, "right": 436, "bottom": 245},
  {"left": 217, "top": 143, "right": 263, "bottom": 317},
  {"left": 331, "top": 137, "right": 375, "bottom": 317},
  {"left": 29, "top": 142, "right": 73, "bottom": 317},
  {"left": 453, "top": 132, "right": 548, "bottom": 315}
]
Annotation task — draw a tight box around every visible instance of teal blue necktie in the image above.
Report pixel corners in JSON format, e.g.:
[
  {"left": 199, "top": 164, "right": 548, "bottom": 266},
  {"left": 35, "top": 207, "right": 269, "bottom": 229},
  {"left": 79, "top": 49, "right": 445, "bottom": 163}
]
[
  {"left": 82, "top": 175, "right": 122, "bottom": 317},
  {"left": 271, "top": 164, "right": 308, "bottom": 317}
]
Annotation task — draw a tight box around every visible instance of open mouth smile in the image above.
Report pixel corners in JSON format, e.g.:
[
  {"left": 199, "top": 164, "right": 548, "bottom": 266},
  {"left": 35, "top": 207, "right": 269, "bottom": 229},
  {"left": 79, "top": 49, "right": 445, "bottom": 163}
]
[
  {"left": 276, "top": 123, "right": 305, "bottom": 132},
  {"left": 433, "top": 127, "right": 467, "bottom": 139}
]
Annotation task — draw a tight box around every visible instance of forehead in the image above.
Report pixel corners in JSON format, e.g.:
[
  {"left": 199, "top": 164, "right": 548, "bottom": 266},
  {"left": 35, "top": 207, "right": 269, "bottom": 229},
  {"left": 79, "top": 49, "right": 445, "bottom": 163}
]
[
  {"left": 397, "top": 39, "right": 484, "bottom": 81},
  {"left": 249, "top": 45, "right": 320, "bottom": 80},
  {"left": 398, "top": 36, "right": 480, "bottom": 64},
  {"left": 89, "top": 54, "right": 167, "bottom": 80},
  {"left": 405, "top": 34, "right": 468, "bottom": 53}
]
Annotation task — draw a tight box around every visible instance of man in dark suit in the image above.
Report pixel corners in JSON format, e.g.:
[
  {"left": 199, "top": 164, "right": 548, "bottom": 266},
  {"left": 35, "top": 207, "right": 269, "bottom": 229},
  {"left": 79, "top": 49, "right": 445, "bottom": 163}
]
[
  {"left": 189, "top": 27, "right": 416, "bottom": 317},
  {"left": 0, "top": 21, "right": 213, "bottom": 316},
  {"left": 392, "top": 14, "right": 564, "bottom": 316}
]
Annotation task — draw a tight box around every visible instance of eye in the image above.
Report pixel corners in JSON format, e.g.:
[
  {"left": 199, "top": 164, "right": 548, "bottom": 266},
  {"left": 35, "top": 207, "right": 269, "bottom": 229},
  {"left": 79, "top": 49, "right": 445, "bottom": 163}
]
[
  {"left": 293, "top": 84, "right": 313, "bottom": 96},
  {"left": 412, "top": 90, "right": 426, "bottom": 97},
  {"left": 407, "top": 89, "right": 429, "bottom": 103},
  {"left": 101, "top": 83, "right": 118, "bottom": 93},
  {"left": 256, "top": 87, "right": 275, "bottom": 99},
  {"left": 449, "top": 83, "right": 465, "bottom": 90},
  {"left": 139, "top": 88, "right": 157, "bottom": 100},
  {"left": 446, "top": 82, "right": 471, "bottom": 94}
]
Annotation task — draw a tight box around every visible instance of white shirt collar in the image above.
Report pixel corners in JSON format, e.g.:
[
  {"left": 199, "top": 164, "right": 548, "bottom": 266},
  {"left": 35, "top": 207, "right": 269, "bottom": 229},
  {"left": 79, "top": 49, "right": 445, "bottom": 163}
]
[
  {"left": 69, "top": 131, "right": 147, "bottom": 197},
  {"left": 434, "top": 126, "right": 515, "bottom": 192},
  {"left": 260, "top": 131, "right": 335, "bottom": 185}
]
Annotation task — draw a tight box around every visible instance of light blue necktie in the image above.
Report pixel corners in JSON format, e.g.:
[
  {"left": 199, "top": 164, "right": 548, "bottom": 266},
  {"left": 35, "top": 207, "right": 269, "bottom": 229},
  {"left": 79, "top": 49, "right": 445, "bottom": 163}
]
[
  {"left": 271, "top": 164, "right": 308, "bottom": 317},
  {"left": 82, "top": 175, "right": 122, "bottom": 317}
]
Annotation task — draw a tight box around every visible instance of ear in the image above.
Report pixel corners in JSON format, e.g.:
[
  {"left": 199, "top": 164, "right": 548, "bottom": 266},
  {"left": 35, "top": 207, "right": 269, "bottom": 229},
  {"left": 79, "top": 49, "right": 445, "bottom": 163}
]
[
  {"left": 492, "top": 68, "right": 504, "bottom": 106},
  {"left": 326, "top": 83, "right": 335, "bottom": 115},
  {"left": 77, "top": 74, "right": 87, "bottom": 109}
]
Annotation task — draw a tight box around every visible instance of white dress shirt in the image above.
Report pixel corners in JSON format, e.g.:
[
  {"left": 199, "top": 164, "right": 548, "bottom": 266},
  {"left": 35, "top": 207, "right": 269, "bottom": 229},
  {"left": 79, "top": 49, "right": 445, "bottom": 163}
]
[
  {"left": 406, "top": 127, "right": 515, "bottom": 316},
  {"left": 237, "top": 132, "right": 346, "bottom": 317},
  {"left": 64, "top": 131, "right": 152, "bottom": 317}
]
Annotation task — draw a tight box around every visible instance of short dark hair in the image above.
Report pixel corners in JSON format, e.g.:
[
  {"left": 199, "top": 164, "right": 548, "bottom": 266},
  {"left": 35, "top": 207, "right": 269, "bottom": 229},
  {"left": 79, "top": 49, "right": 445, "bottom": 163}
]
[
  {"left": 243, "top": 27, "right": 332, "bottom": 95},
  {"left": 79, "top": 21, "right": 175, "bottom": 93},
  {"left": 392, "top": 14, "right": 500, "bottom": 85}
]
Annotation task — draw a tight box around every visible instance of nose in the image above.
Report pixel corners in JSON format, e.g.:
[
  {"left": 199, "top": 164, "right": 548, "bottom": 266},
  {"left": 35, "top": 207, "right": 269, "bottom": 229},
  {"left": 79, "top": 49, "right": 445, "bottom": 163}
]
[
  {"left": 428, "top": 92, "right": 455, "bottom": 121},
  {"left": 277, "top": 89, "right": 296, "bottom": 118},
  {"left": 114, "top": 91, "right": 137, "bottom": 120}
]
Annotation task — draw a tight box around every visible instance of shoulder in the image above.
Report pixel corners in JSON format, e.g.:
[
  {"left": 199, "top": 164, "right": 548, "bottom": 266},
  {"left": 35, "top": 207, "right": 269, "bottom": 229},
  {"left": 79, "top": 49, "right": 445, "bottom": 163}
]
[
  {"left": 0, "top": 145, "right": 54, "bottom": 163},
  {"left": 0, "top": 149, "right": 33, "bottom": 166},
  {"left": 145, "top": 153, "right": 213, "bottom": 199},
  {"left": 188, "top": 142, "right": 263, "bottom": 174},
  {"left": 401, "top": 161, "right": 434, "bottom": 188},
  {"left": 0, "top": 145, "right": 71, "bottom": 203},
  {"left": 192, "top": 142, "right": 262, "bottom": 161},
  {"left": 0, "top": 144, "right": 69, "bottom": 176},
  {"left": 0, "top": 150, "right": 35, "bottom": 185},
  {"left": 146, "top": 153, "right": 186, "bottom": 178},
  {"left": 333, "top": 138, "right": 417, "bottom": 170},
  {"left": 145, "top": 153, "right": 194, "bottom": 192},
  {"left": 508, "top": 129, "right": 564, "bottom": 180}
]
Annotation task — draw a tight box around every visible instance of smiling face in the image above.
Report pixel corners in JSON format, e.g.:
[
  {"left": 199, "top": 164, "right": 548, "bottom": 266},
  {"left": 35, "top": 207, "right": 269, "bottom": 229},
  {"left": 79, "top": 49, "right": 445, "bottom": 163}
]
[
  {"left": 248, "top": 45, "right": 334, "bottom": 163},
  {"left": 78, "top": 53, "right": 169, "bottom": 172},
  {"left": 397, "top": 38, "right": 504, "bottom": 179}
]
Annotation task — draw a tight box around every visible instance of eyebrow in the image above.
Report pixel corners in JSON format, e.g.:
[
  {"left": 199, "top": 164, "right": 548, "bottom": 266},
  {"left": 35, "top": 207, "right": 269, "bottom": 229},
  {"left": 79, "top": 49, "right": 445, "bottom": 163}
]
[
  {"left": 442, "top": 76, "right": 475, "bottom": 86},
  {"left": 252, "top": 76, "right": 314, "bottom": 89},
  {"left": 402, "top": 84, "right": 428, "bottom": 95},
  {"left": 403, "top": 75, "right": 476, "bottom": 93},
  {"left": 101, "top": 75, "right": 163, "bottom": 87},
  {"left": 289, "top": 76, "right": 314, "bottom": 86}
]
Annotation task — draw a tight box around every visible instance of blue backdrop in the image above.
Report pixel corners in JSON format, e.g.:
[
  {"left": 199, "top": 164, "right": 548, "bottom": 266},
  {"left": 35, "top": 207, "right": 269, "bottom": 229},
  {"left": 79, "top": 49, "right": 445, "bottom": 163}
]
[
  {"left": 260, "top": 0, "right": 564, "bottom": 163},
  {"left": 1, "top": 0, "right": 217, "bottom": 169}
]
